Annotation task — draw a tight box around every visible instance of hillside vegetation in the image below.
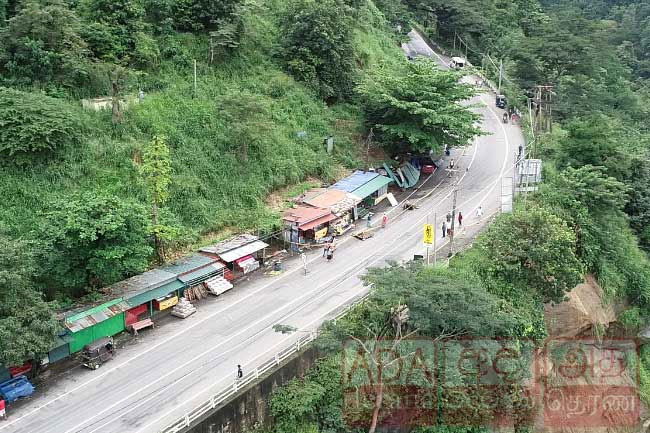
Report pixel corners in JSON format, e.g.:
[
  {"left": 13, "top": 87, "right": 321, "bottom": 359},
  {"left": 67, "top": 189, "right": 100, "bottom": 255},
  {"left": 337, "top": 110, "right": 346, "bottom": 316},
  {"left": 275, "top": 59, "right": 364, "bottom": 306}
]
[
  {"left": 0, "top": 0, "right": 403, "bottom": 298},
  {"left": 260, "top": 1, "right": 650, "bottom": 432}
]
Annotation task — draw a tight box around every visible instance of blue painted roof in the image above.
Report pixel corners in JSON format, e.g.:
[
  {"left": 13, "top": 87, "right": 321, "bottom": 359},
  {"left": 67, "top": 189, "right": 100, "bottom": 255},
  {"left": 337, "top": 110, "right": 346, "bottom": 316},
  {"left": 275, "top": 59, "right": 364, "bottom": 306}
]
[{"left": 330, "top": 171, "right": 379, "bottom": 193}]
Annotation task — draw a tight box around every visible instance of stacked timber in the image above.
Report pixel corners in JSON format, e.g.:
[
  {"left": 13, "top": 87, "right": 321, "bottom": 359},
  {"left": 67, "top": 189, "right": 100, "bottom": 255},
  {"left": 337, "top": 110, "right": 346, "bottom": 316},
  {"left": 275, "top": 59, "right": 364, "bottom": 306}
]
[
  {"left": 171, "top": 297, "right": 196, "bottom": 318},
  {"left": 184, "top": 285, "right": 208, "bottom": 301}
]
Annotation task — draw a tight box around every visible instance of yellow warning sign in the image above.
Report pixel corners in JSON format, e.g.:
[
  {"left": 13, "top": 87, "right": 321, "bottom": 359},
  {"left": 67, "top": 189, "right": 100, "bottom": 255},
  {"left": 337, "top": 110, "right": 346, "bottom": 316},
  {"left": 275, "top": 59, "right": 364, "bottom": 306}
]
[{"left": 423, "top": 224, "right": 434, "bottom": 244}]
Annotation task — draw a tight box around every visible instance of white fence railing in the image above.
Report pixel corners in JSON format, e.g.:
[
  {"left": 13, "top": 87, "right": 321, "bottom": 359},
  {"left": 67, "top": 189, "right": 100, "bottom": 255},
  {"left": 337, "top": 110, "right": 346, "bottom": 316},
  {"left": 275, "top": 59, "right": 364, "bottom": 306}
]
[{"left": 159, "top": 292, "right": 370, "bottom": 433}]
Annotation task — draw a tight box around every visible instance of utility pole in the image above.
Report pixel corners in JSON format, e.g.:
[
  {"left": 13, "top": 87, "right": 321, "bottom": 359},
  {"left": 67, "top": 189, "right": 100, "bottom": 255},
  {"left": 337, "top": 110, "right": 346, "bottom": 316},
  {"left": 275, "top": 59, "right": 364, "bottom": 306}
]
[
  {"left": 498, "top": 59, "right": 503, "bottom": 93},
  {"left": 364, "top": 128, "right": 374, "bottom": 171},
  {"left": 454, "top": 31, "right": 456, "bottom": 52},
  {"left": 433, "top": 212, "right": 437, "bottom": 266},
  {"left": 448, "top": 187, "right": 458, "bottom": 258},
  {"left": 193, "top": 60, "right": 198, "bottom": 98}
]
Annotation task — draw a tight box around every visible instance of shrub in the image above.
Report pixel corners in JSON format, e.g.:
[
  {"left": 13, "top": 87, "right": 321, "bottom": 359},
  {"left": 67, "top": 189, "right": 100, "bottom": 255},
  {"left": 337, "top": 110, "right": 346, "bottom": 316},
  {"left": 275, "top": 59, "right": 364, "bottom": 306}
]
[{"left": 0, "top": 87, "right": 82, "bottom": 159}]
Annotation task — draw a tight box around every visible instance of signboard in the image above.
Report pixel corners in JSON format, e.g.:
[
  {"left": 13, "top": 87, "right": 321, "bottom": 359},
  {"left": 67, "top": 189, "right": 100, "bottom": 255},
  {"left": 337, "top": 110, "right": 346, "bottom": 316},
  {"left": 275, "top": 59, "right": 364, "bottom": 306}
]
[
  {"left": 157, "top": 296, "right": 179, "bottom": 311},
  {"left": 314, "top": 227, "right": 328, "bottom": 240},
  {"left": 423, "top": 224, "right": 434, "bottom": 245}
]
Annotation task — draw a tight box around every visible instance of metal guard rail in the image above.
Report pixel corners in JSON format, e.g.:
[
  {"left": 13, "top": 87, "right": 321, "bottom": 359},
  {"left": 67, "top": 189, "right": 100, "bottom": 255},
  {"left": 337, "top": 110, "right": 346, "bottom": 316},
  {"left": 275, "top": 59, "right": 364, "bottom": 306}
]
[{"left": 160, "top": 293, "right": 370, "bottom": 433}]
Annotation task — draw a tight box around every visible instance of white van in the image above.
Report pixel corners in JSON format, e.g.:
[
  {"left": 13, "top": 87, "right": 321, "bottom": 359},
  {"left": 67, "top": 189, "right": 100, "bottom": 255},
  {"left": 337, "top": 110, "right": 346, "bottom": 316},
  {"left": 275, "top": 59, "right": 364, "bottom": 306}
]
[{"left": 451, "top": 57, "right": 466, "bottom": 69}]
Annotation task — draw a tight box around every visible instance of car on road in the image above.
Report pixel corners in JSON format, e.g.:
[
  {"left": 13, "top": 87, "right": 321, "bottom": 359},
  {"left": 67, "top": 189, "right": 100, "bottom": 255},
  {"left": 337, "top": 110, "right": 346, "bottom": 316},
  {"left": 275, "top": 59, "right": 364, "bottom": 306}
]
[{"left": 496, "top": 94, "right": 507, "bottom": 109}]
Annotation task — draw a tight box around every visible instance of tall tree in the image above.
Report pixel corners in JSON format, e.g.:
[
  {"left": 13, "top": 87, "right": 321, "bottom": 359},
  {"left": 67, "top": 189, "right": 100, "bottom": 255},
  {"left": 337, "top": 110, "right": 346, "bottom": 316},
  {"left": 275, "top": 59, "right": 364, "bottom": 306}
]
[
  {"left": 473, "top": 205, "right": 583, "bottom": 304},
  {"left": 0, "top": 235, "right": 58, "bottom": 366},
  {"left": 0, "top": 0, "right": 89, "bottom": 87},
  {"left": 357, "top": 59, "right": 481, "bottom": 153},
  {"left": 38, "top": 193, "right": 152, "bottom": 295},
  {"left": 140, "top": 135, "right": 175, "bottom": 262},
  {"left": 279, "top": 0, "right": 356, "bottom": 101}
]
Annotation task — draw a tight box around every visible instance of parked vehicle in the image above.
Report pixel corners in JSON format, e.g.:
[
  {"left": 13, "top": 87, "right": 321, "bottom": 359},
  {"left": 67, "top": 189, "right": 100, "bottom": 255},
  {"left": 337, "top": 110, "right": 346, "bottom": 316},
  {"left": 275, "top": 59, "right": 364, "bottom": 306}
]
[
  {"left": 81, "top": 337, "right": 114, "bottom": 370},
  {"left": 0, "top": 376, "right": 34, "bottom": 403},
  {"left": 496, "top": 94, "right": 507, "bottom": 109},
  {"left": 450, "top": 57, "right": 466, "bottom": 68}
]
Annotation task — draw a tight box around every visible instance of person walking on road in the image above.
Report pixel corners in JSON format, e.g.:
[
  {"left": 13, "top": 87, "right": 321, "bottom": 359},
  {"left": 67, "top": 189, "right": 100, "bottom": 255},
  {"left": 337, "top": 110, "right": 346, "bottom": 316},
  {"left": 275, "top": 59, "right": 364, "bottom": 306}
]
[
  {"left": 323, "top": 243, "right": 329, "bottom": 258},
  {"left": 442, "top": 221, "right": 447, "bottom": 238},
  {"left": 326, "top": 248, "right": 334, "bottom": 262},
  {"left": 0, "top": 398, "right": 6, "bottom": 421},
  {"left": 237, "top": 365, "right": 243, "bottom": 379},
  {"left": 476, "top": 206, "right": 484, "bottom": 220},
  {"left": 301, "top": 252, "right": 307, "bottom": 275},
  {"left": 458, "top": 211, "right": 463, "bottom": 227},
  {"left": 366, "top": 213, "right": 372, "bottom": 228},
  {"left": 382, "top": 213, "right": 388, "bottom": 229}
]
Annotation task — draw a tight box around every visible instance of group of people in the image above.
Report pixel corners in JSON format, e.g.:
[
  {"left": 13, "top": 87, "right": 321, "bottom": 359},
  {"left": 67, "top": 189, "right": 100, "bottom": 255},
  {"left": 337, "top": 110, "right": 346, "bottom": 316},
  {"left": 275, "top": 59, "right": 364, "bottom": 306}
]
[{"left": 440, "top": 206, "right": 483, "bottom": 238}]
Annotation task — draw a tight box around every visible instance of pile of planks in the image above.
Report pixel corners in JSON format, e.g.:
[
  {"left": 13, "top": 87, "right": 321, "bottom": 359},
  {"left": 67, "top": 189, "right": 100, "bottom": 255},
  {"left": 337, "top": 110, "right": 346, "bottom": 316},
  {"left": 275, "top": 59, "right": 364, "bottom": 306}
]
[{"left": 183, "top": 285, "right": 209, "bottom": 302}]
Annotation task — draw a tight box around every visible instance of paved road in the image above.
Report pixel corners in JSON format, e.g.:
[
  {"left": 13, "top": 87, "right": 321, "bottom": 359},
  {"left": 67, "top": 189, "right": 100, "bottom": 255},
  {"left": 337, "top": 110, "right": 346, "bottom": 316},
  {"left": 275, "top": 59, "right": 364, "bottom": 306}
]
[{"left": 0, "top": 31, "right": 523, "bottom": 433}]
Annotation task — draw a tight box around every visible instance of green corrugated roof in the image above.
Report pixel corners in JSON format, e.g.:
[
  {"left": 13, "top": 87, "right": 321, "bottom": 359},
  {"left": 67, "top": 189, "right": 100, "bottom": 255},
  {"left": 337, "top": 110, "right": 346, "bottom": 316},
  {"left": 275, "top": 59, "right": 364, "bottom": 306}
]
[
  {"left": 66, "top": 298, "right": 124, "bottom": 323},
  {"left": 351, "top": 175, "right": 392, "bottom": 199},
  {"left": 126, "top": 279, "right": 184, "bottom": 307}
]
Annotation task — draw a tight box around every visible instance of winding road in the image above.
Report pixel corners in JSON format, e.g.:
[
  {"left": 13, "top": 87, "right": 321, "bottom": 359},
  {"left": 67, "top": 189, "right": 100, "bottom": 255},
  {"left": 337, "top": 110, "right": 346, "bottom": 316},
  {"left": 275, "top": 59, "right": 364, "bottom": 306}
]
[{"left": 0, "top": 30, "right": 523, "bottom": 433}]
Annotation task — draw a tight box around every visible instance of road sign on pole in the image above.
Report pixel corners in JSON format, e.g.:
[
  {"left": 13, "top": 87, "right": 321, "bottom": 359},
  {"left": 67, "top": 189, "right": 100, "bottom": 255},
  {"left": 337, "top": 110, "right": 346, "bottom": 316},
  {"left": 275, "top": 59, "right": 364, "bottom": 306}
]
[{"left": 423, "top": 224, "right": 434, "bottom": 245}]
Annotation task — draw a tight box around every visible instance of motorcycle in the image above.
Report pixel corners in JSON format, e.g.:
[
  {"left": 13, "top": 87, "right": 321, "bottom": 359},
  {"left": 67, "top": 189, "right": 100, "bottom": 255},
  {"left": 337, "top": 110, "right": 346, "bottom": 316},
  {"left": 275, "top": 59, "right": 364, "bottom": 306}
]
[{"left": 502, "top": 112, "right": 509, "bottom": 124}]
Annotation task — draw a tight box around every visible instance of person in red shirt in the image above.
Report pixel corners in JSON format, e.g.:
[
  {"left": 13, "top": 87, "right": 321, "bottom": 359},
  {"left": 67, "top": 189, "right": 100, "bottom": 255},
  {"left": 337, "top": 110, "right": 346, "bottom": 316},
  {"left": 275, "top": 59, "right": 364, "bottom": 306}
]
[
  {"left": 382, "top": 213, "right": 388, "bottom": 229},
  {"left": 0, "top": 398, "right": 7, "bottom": 420}
]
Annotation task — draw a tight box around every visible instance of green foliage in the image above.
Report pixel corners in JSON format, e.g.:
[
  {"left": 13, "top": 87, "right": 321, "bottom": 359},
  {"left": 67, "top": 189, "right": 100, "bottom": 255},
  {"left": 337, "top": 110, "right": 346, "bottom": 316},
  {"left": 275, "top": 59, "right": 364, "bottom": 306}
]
[
  {"left": 551, "top": 165, "right": 630, "bottom": 213},
  {"left": 38, "top": 192, "right": 152, "bottom": 295},
  {"left": 279, "top": 0, "right": 356, "bottom": 100},
  {"left": 0, "top": 235, "right": 59, "bottom": 366},
  {"left": 362, "top": 262, "right": 527, "bottom": 337},
  {"left": 0, "top": 87, "right": 82, "bottom": 159},
  {"left": 357, "top": 59, "right": 481, "bottom": 153},
  {"left": 473, "top": 205, "right": 583, "bottom": 304},
  {"left": 173, "top": 0, "right": 244, "bottom": 32},
  {"left": 0, "top": 0, "right": 90, "bottom": 88},
  {"left": 79, "top": 0, "right": 146, "bottom": 63},
  {"left": 270, "top": 356, "right": 344, "bottom": 433}
]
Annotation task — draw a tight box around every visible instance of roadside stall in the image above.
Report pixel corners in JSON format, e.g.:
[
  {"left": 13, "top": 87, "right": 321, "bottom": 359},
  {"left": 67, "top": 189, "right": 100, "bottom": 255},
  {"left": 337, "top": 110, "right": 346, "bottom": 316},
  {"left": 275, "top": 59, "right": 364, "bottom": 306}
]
[
  {"left": 282, "top": 206, "right": 337, "bottom": 250},
  {"left": 64, "top": 299, "right": 130, "bottom": 353},
  {"left": 330, "top": 170, "right": 392, "bottom": 217},
  {"left": 200, "top": 234, "right": 269, "bottom": 279},
  {"left": 298, "top": 188, "right": 361, "bottom": 235},
  {"left": 107, "top": 268, "right": 181, "bottom": 320}
]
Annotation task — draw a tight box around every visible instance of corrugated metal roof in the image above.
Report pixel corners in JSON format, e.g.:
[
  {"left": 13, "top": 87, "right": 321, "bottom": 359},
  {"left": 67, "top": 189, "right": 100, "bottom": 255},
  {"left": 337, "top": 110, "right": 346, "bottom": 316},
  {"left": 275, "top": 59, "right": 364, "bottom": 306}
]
[
  {"left": 219, "top": 241, "right": 269, "bottom": 263},
  {"left": 161, "top": 253, "right": 217, "bottom": 276},
  {"left": 330, "top": 171, "right": 379, "bottom": 193},
  {"left": 283, "top": 206, "right": 331, "bottom": 224},
  {"left": 350, "top": 175, "right": 392, "bottom": 199},
  {"left": 199, "top": 234, "right": 260, "bottom": 255},
  {"left": 299, "top": 214, "right": 338, "bottom": 231},
  {"left": 126, "top": 279, "right": 185, "bottom": 307},
  {"left": 64, "top": 300, "right": 129, "bottom": 333},
  {"left": 65, "top": 298, "right": 125, "bottom": 323},
  {"left": 178, "top": 263, "right": 226, "bottom": 284},
  {"left": 303, "top": 189, "right": 361, "bottom": 216},
  {"left": 105, "top": 268, "right": 176, "bottom": 300}
]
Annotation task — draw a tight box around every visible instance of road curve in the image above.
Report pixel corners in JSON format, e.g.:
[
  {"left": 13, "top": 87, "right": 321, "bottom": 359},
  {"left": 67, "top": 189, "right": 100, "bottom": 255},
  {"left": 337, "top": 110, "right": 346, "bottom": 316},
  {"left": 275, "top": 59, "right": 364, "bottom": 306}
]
[{"left": 0, "top": 30, "right": 523, "bottom": 433}]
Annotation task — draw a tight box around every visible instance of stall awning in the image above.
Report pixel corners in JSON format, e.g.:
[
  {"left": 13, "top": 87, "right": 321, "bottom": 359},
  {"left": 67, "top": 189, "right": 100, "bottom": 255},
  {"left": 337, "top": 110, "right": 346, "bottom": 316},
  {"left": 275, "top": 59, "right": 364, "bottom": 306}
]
[
  {"left": 219, "top": 240, "right": 268, "bottom": 263},
  {"left": 299, "top": 213, "right": 337, "bottom": 231},
  {"left": 64, "top": 299, "right": 130, "bottom": 333},
  {"left": 178, "top": 263, "right": 226, "bottom": 287},
  {"left": 126, "top": 279, "right": 184, "bottom": 307},
  {"left": 351, "top": 175, "right": 392, "bottom": 199}
]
